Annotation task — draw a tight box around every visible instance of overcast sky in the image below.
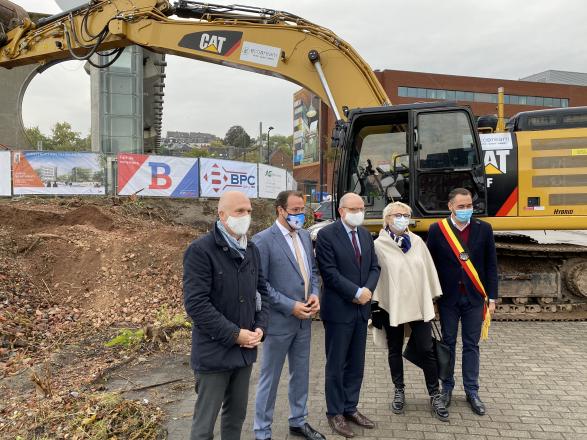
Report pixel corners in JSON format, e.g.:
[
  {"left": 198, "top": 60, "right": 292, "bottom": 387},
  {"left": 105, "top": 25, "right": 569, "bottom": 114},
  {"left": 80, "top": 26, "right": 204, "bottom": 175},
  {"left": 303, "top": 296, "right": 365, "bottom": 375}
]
[{"left": 17, "top": 0, "right": 587, "bottom": 139}]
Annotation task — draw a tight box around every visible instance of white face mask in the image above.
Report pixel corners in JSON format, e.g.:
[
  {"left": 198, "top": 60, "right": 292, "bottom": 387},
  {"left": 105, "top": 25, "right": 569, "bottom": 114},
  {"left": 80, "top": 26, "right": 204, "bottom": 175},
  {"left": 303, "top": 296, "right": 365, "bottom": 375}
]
[
  {"left": 392, "top": 216, "right": 410, "bottom": 232},
  {"left": 226, "top": 214, "right": 251, "bottom": 236},
  {"left": 344, "top": 211, "right": 365, "bottom": 227}
]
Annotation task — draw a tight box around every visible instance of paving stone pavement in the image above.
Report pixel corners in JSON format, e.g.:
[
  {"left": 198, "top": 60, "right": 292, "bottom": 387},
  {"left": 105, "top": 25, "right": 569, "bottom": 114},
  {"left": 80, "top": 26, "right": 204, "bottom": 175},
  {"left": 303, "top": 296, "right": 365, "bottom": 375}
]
[{"left": 231, "top": 321, "right": 587, "bottom": 440}]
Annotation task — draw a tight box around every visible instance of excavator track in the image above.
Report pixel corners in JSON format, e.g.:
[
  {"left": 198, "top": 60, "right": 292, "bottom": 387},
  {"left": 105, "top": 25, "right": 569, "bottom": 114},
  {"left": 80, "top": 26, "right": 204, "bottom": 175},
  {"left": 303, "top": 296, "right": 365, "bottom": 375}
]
[{"left": 492, "top": 238, "right": 587, "bottom": 321}]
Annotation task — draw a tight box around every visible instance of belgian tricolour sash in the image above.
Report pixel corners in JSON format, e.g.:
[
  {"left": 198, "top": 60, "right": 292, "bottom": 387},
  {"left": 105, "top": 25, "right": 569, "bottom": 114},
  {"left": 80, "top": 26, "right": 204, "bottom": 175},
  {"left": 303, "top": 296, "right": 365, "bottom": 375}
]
[{"left": 438, "top": 218, "right": 491, "bottom": 341}]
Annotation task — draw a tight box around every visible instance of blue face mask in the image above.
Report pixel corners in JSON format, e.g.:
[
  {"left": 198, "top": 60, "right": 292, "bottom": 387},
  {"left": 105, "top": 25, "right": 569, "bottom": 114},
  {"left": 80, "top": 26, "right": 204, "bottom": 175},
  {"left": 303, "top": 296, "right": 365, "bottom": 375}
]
[
  {"left": 455, "top": 209, "right": 473, "bottom": 223},
  {"left": 286, "top": 213, "right": 305, "bottom": 230}
]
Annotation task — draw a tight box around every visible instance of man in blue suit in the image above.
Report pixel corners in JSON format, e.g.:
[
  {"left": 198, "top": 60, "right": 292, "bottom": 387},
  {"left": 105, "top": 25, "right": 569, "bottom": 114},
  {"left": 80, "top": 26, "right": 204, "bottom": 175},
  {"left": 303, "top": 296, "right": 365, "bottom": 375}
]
[
  {"left": 316, "top": 193, "right": 380, "bottom": 438},
  {"left": 426, "top": 188, "right": 498, "bottom": 416},
  {"left": 253, "top": 190, "right": 326, "bottom": 440}
]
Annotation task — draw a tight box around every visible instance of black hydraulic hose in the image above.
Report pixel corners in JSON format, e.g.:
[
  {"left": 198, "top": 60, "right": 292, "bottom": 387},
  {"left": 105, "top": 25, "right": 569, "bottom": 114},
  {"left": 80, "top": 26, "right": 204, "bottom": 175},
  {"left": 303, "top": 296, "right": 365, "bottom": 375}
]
[
  {"left": 87, "top": 47, "right": 125, "bottom": 68},
  {"left": 63, "top": 22, "right": 107, "bottom": 61}
]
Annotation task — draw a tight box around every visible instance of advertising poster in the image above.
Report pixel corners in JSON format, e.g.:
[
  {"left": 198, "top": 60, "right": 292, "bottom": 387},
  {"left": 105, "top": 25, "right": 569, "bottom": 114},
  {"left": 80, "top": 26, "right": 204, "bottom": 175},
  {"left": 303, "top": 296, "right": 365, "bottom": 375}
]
[
  {"left": 200, "top": 158, "right": 257, "bottom": 198},
  {"left": 293, "top": 89, "right": 320, "bottom": 167},
  {"left": 12, "top": 151, "right": 105, "bottom": 195},
  {"left": 0, "top": 151, "right": 11, "bottom": 196},
  {"left": 286, "top": 171, "right": 298, "bottom": 190},
  {"left": 117, "top": 153, "right": 199, "bottom": 198},
  {"left": 258, "top": 164, "right": 287, "bottom": 199}
]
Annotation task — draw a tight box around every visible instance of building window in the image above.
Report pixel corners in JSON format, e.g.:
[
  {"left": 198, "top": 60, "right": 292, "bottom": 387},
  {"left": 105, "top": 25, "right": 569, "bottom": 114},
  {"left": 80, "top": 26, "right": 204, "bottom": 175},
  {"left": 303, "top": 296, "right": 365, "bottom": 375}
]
[{"left": 397, "top": 87, "right": 569, "bottom": 109}]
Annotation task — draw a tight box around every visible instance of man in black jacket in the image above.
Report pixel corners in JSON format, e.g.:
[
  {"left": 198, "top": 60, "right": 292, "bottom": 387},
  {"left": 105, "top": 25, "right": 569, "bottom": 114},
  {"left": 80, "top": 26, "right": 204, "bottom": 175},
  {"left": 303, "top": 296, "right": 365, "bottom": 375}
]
[
  {"left": 426, "top": 188, "right": 498, "bottom": 417},
  {"left": 184, "top": 190, "right": 270, "bottom": 440}
]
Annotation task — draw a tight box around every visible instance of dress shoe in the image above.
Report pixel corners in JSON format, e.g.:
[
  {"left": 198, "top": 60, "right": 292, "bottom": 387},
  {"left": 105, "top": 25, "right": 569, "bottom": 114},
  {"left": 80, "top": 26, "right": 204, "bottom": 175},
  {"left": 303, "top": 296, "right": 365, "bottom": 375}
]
[
  {"left": 430, "top": 393, "right": 449, "bottom": 422},
  {"left": 327, "top": 415, "right": 354, "bottom": 438},
  {"left": 441, "top": 389, "right": 452, "bottom": 408},
  {"left": 391, "top": 387, "right": 405, "bottom": 414},
  {"left": 466, "top": 394, "right": 486, "bottom": 416},
  {"left": 344, "top": 411, "right": 375, "bottom": 429},
  {"left": 290, "top": 422, "right": 326, "bottom": 440}
]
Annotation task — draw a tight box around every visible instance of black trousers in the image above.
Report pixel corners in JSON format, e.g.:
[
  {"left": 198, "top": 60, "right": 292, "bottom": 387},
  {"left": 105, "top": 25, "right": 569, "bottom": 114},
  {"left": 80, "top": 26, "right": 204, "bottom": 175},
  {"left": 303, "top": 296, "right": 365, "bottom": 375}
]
[{"left": 383, "top": 319, "right": 440, "bottom": 396}]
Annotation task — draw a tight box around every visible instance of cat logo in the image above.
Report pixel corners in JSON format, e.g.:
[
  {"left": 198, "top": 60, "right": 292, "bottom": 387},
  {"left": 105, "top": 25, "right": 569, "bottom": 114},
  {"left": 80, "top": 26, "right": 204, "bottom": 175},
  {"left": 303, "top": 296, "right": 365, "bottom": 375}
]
[
  {"left": 480, "top": 133, "right": 513, "bottom": 175},
  {"left": 178, "top": 31, "right": 243, "bottom": 57}
]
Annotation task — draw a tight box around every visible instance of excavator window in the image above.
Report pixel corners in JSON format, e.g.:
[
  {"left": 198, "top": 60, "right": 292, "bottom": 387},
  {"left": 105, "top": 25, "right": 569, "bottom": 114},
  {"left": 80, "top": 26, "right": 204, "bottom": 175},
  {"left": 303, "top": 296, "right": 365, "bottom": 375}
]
[
  {"left": 347, "top": 112, "right": 410, "bottom": 218},
  {"left": 417, "top": 111, "right": 477, "bottom": 169}
]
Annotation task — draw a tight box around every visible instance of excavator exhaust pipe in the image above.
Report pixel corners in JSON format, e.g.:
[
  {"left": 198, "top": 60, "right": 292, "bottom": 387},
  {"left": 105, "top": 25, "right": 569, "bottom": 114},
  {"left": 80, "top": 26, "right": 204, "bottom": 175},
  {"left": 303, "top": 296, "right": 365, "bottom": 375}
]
[{"left": 0, "top": 0, "right": 29, "bottom": 45}]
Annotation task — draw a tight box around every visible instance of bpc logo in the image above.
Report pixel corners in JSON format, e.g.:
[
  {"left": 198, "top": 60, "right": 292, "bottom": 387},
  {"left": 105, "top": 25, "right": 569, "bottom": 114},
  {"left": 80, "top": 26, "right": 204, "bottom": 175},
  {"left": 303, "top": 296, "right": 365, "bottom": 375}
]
[{"left": 203, "top": 163, "right": 256, "bottom": 193}]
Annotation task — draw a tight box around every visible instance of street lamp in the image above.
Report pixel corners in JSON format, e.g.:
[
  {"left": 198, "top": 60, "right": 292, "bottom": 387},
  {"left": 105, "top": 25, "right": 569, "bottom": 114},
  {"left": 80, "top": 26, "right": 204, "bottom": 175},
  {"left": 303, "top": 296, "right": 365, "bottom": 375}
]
[{"left": 266, "top": 126, "right": 274, "bottom": 164}]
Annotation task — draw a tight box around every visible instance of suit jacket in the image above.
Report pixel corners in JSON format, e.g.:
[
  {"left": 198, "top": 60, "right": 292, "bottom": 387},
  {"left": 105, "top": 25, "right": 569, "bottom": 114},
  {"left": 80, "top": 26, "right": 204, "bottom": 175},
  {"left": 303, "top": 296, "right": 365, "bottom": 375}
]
[
  {"left": 315, "top": 219, "right": 381, "bottom": 323},
  {"left": 183, "top": 223, "right": 270, "bottom": 373},
  {"left": 253, "top": 223, "right": 320, "bottom": 335},
  {"left": 426, "top": 217, "right": 498, "bottom": 308}
]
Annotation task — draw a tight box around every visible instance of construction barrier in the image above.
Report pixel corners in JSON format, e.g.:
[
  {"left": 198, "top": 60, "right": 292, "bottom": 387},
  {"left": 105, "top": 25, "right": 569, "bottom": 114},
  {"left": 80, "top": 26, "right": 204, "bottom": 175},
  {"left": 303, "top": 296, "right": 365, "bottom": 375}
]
[
  {"left": 117, "top": 153, "right": 199, "bottom": 198},
  {"left": 258, "top": 164, "right": 287, "bottom": 199},
  {"left": 11, "top": 151, "right": 105, "bottom": 195},
  {"left": 1, "top": 149, "right": 296, "bottom": 199},
  {"left": 0, "top": 151, "right": 11, "bottom": 196},
  {"left": 200, "top": 158, "right": 258, "bottom": 198}
]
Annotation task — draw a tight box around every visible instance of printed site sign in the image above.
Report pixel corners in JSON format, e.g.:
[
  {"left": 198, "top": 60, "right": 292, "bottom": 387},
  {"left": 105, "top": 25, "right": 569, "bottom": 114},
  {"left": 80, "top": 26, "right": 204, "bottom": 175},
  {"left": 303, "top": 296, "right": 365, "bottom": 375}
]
[
  {"left": 258, "top": 164, "right": 287, "bottom": 199},
  {"left": 200, "top": 158, "right": 257, "bottom": 198},
  {"left": 12, "top": 151, "right": 105, "bottom": 195},
  {"left": 117, "top": 153, "right": 199, "bottom": 198},
  {"left": 286, "top": 171, "right": 297, "bottom": 190},
  {"left": 0, "top": 151, "right": 11, "bottom": 196}
]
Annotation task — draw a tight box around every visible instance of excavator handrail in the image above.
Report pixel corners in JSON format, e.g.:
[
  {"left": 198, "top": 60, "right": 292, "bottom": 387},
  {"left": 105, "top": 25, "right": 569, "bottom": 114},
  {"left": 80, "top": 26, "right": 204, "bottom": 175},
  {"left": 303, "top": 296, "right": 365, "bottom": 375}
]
[{"left": 0, "top": 0, "right": 390, "bottom": 120}]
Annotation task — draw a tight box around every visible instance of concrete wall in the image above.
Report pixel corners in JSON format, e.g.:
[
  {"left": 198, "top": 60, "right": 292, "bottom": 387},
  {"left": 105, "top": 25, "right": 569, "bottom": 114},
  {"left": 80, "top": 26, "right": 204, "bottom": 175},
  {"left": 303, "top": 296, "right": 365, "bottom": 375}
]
[{"left": 0, "top": 64, "right": 36, "bottom": 149}]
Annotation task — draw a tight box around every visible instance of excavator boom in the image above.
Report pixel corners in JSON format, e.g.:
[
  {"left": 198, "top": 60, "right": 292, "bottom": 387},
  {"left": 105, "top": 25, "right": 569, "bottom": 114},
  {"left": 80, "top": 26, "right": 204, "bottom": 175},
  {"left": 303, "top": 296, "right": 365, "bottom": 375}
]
[{"left": 0, "top": 0, "right": 390, "bottom": 119}]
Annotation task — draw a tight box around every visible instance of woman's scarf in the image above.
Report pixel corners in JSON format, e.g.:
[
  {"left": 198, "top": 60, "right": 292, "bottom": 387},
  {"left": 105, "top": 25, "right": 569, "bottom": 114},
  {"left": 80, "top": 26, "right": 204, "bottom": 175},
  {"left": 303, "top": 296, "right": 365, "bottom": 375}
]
[{"left": 385, "top": 225, "right": 411, "bottom": 253}]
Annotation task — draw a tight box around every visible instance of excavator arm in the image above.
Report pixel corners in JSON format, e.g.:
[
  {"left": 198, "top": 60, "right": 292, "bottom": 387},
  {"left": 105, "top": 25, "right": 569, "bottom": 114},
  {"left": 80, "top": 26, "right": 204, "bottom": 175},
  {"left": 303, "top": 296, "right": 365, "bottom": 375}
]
[{"left": 0, "top": 0, "right": 390, "bottom": 120}]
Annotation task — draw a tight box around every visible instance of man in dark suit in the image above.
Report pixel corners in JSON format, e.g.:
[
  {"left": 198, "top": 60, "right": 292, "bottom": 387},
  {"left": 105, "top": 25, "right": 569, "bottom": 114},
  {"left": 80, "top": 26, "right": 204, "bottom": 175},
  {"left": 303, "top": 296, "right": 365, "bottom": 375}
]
[
  {"left": 183, "top": 191, "right": 270, "bottom": 440},
  {"left": 253, "top": 190, "right": 325, "bottom": 440},
  {"left": 316, "top": 193, "right": 381, "bottom": 438},
  {"left": 426, "top": 188, "right": 498, "bottom": 416}
]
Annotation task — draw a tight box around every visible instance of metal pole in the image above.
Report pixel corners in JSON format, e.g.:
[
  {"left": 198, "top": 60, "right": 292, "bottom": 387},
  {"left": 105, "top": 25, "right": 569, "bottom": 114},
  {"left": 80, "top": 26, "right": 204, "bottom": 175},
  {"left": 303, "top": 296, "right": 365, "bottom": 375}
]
[{"left": 308, "top": 50, "right": 342, "bottom": 121}]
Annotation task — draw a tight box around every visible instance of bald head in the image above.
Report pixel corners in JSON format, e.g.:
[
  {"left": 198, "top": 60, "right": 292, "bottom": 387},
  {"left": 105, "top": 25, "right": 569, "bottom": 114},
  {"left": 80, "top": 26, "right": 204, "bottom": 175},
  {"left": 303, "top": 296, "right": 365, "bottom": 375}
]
[
  {"left": 218, "top": 191, "right": 252, "bottom": 218},
  {"left": 338, "top": 192, "right": 365, "bottom": 228},
  {"left": 339, "top": 192, "right": 363, "bottom": 208}
]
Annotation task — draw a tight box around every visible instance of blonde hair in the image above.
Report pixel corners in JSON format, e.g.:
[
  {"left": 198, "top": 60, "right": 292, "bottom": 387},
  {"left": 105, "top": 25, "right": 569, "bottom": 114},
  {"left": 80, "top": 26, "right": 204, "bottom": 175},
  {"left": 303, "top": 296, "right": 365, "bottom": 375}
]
[{"left": 382, "top": 201, "right": 412, "bottom": 227}]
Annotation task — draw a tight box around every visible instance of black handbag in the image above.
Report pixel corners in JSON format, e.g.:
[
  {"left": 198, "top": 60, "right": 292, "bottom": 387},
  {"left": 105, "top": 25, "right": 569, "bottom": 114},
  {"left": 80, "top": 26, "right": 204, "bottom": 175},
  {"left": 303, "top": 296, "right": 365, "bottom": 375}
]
[
  {"left": 370, "top": 301, "right": 387, "bottom": 330},
  {"left": 402, "top": 320, "right": 454, "bottom": 381}
]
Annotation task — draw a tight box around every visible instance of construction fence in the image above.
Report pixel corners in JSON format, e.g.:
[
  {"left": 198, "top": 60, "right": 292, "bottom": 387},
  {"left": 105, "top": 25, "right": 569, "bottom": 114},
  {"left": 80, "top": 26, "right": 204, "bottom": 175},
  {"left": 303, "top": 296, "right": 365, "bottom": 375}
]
[{"left": 0, "top": 150, "right": 297, "bottom": 199}]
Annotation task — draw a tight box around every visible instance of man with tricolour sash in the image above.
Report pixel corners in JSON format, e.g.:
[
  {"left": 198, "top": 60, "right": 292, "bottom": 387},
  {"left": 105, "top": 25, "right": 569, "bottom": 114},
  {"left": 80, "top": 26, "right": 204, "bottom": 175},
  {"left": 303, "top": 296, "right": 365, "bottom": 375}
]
[{"left": 426, "top": 188, "right": 498, "bottom": 416}]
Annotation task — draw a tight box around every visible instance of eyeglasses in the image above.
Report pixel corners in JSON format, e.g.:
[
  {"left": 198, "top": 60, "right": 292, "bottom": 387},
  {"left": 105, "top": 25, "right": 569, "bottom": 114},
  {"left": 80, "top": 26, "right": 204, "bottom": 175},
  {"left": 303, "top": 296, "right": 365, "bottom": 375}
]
[
  {"left": 386, "top": 213, "right": 411, "bottom": 219},
  {"left": 342, "top": 207, "right": 365, "bottom": 213},
  {"left": 286, "top": 208, "right": 305, "bottom": 214}
]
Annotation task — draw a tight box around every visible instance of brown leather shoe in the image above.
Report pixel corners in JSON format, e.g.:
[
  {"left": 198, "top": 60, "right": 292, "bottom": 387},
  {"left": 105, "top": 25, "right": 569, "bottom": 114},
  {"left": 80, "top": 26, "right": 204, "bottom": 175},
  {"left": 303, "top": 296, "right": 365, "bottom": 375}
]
[
  {"left": 327, "top": 414, "right": 354, "bottom": 438},
  {"left": 344, "top": 411, "right": 375, "bottom": 429}
]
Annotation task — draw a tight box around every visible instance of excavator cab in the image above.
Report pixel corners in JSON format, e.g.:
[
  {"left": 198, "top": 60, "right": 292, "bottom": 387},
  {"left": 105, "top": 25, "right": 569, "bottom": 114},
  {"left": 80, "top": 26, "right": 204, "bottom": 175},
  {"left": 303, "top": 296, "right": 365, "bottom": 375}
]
[{"left": 335, "top": 102, "right": 487, "bottom": 225}]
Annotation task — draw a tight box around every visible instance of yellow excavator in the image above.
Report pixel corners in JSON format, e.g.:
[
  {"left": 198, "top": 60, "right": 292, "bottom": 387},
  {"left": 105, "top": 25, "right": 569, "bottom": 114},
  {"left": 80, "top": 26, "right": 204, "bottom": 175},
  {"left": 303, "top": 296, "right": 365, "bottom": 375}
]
[{"left": 1, "top": 0, "right": 586, "bottom": 317}]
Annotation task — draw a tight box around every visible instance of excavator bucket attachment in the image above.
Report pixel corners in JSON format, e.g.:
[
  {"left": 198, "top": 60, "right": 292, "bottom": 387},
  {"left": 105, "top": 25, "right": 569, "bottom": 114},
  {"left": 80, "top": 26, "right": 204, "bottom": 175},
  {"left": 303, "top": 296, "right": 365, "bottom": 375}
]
[{"left": 0, "top": 0, "right": 28, "bottom": 44}]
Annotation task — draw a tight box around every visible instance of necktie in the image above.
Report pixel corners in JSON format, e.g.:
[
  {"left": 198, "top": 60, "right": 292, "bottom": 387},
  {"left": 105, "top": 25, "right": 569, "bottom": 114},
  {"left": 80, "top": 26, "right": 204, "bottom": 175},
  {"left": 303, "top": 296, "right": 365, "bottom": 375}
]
[
  {"left": 351, "top": 230, "right": 361, "bottom": 264},
  {"left": 290, "top": 231, "right": 309, "bottom": 300}
]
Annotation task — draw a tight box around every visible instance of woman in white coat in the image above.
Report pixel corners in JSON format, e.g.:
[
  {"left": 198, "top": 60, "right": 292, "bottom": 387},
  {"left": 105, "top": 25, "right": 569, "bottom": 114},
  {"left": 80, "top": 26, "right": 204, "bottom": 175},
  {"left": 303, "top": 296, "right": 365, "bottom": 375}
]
[{"left": 371, "top": 202, "right": 448, "bottom": 421}]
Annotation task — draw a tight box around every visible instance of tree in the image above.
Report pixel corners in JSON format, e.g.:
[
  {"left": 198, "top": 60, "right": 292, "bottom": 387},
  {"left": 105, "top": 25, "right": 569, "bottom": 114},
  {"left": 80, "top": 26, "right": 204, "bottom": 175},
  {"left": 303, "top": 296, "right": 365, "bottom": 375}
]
[
  {"left": 183, "top": 148, "right": 211, "bottom": 158},
  {"left": 224, "top": 125, "right": 251, "bottom": 149},
  {"left": 25, "top": 123, "right": 90, "bottom": 151},
  {"left": 269, "top": 134, "right": 293, "bottom": 155},
  {"left": 51, "top": 122, "right": 90, "bottom": 151},
  {"left": 24, "top": 126, "right": 53, "bottom": 150}
]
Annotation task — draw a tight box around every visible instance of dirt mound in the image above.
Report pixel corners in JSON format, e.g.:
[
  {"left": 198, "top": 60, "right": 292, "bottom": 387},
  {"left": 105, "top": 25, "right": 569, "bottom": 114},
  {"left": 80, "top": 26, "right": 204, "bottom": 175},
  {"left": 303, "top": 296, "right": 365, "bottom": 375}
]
[
  {"left": 0, "top": 204, "right": 114, "bottom": 233},
  {"left": 62, "top": 205, "right": 115, "bottom": 231}
]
